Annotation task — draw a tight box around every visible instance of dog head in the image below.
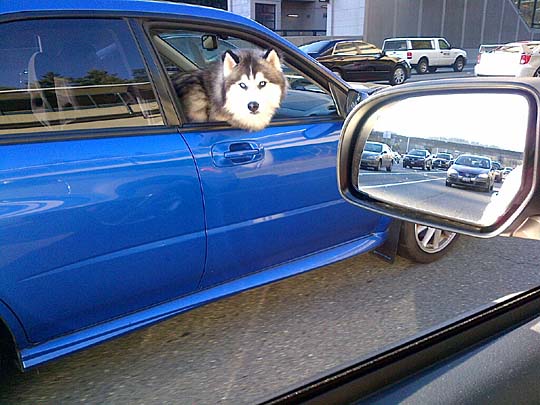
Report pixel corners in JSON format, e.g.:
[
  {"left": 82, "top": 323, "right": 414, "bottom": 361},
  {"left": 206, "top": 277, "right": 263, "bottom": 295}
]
[{"left": 220, "top": 49, "right": 287, "bottom": 131}]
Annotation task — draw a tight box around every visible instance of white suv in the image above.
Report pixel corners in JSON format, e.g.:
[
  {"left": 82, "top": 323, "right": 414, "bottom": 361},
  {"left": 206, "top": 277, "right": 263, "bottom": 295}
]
[{"left": 382, "top": 37, "right": 467, "bottom": 74}]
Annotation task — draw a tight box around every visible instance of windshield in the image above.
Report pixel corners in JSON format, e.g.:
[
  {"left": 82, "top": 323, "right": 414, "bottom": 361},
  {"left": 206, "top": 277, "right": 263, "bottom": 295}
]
[
  {"left": 365, "top": 142, "right": 383, "bottom": 152},
  {"left": 455, "top": 155, "right": 491, "bottom": 168},
  {"left": 409, "top": 149, "right": 427, "bottom": 156},
  {"left": 438, "top": 153, "right": 451, "bottom": 160},
  {"left": 299, "top": 40, "right": 331, "bottom": 53}
]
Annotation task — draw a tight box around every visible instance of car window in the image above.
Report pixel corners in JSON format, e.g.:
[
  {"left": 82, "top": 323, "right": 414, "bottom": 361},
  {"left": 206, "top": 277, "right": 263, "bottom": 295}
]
[
  {"left": 365, "top": 142, "right": 383, "bottom": 152},
  {"left": 438, "top": 39, "right": 450, "bottom": 49},
  {"left": 409, "top": 149, "right": 427, "bottom": 156},
  {"left": 299, "top": 40, "right": 331, "bottom": 53},
  {"left": 334, "top": 41, "right": 380, "bottom": 55},
  {"left": 411, "top": 39, "right": 434, "bottom": 50},
  {"left": 0, "top": 19, "right": 163, "bottom": 136},
  {"left": 153, "top": 29, "right": 338, "bottom": 122},
  {"left": 383, "top": 40, "right": 408, "bottom": 51}
]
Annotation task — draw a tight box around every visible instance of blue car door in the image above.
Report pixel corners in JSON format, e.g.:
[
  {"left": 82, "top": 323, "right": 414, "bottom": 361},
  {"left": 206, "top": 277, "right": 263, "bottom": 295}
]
[
  {"left": 150, "top": 29, "right": 387, "bottom": 288},
  {"left": 0, "top": 19, "right": 206, "bottom": 343}
]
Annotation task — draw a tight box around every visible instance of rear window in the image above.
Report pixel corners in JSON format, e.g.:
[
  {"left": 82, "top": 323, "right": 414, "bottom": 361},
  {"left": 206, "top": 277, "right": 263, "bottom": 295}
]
[
  {"left": 410, "top": 40, "right": 434, "bottom": 50},
  {"left": 334, "top": 41, "right": 380, "bottom": 55},
  {"left": 383, "top": 40, "right": 408, "bottom": 51}
]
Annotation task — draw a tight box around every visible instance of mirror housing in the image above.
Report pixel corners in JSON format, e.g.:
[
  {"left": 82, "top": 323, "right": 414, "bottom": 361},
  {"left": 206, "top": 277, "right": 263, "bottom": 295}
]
[
  {"left": 338, "top": 79, "right": 540, "bottom": 239},
  {"left": 201, "top": 34, "right": 218, "bottom": 51}
]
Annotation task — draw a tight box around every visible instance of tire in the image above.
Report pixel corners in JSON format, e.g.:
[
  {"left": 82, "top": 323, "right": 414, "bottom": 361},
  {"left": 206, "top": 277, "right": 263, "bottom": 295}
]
[
  {"left": 390, "top": 66, "right": 406, "bottom": 85},
  {"left": 534, "top": 67, "right": 540, "bottom": 77},
  {"left": 374, "top": 160, "right": 381, "bottom": 171},
  {"left": 428, "top": 66, "right": 437, "bottom": 73},
  {"left": 386, "top": 162, "right": 392, "bottom": 172},
  {"left": 445, "top": 181, "right": 451, "bottom": 187},
  {"left": 403, "top": 162, "right": 407, "bottom": 168},
  {"left": 427, "top": 162, "right": 432, "bottom": 171},
  {"left": 398, "top": 222, "right": 459, "bottom": 264},
  {"left": 453, "top": 56, "right": 465, "bottom": 72},
  {"left": 415, "top": 58, "right": 429, "bottom": 74},
  {"left": 422, "top": 162, "right": 426, "bottom": 171}
]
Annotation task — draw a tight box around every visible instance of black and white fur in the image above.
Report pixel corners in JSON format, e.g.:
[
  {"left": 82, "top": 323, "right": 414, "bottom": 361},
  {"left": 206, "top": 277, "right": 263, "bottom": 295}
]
[{"left": 173, "top": 48, "right": 287, "bottom": 132}]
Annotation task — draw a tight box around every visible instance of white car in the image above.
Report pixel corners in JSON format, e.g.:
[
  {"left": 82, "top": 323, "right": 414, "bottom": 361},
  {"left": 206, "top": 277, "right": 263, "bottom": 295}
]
[
  {"left": 475, "top": 41, "right": 540, "bottom": 77},
  {"left": 382, "top": 37, "right": 467, "bottom": 74}
]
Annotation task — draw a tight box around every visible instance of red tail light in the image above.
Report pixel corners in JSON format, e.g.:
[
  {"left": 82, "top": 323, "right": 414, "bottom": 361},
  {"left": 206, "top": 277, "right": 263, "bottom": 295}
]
[
  {"left": 406, "top": 51, "right": 412, "bottom": 59},
  {"left": 477, "top": 54, "right": 482, "bottom": 64},
  {"left": 520, "top": 53, "right": 532, "bottom": 64}
]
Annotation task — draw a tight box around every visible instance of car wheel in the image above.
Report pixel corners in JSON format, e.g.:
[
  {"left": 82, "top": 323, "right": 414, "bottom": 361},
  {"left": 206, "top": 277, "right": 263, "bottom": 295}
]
[
  {"left": 403, "top": 162, "right": 407, "bottom": 168},
  {"left": 416, "top": 58, "right": 429, "bottom": 74},
  {"left": 428, "top": 66, "right": 437, "bottom": 73},
  {"left": 374, "top": 160, "right": 381, "bottom": 171},
  {"left": 422, "top": 162, "right": 426, "bottom": 170},
  {"left": 534, "top": 68, "right": 540, "bottom": 77},
  {"left": 386, "top": 161, "right": 392, "bottom": 172},
  {"left": 453, "top": 56, "right": 465, "bottom": 72},
  {"left": 427, "top": 162, "right": 432, "bottom": 171},
  {"left": 390, "top": 66, "right": 406, "bottom": 85},
  {"left": 445, "top": 181, "right": 452, "bottom": 187},
  {"left": 398, "top": 222, "right": 459, "bottom": 264}
]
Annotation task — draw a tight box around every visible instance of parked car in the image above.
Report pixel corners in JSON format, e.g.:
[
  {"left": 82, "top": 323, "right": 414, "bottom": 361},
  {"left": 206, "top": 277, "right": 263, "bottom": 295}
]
[
  {"left": 475, "top": 41, "right": 540, "bottom": 77},
  {"left": 315, "top": 39, "right": 411, "bottom": 85},
  {"left": 382, "top": 37, "right": 467, "bottom": 74},
  {"left": 360, "top": 141, "right": 394, "bottom": 171},
  {"left": 432, "top": 152, "right": 453, "bottom": 169},
  {"left": 402, "top": 149, "right": 433, "bottom": 170},
  {"left": 502, "top": 166, "right": 513, "bottom": 180},
  {"left": 446, "top": 154, "right": 495, "bottom": 192},
  {"left": 491, "top": 160, "right": 503, "bottom": 182},
  {"left": 0, "top": 1, "right": 456, "bottom": 372}
]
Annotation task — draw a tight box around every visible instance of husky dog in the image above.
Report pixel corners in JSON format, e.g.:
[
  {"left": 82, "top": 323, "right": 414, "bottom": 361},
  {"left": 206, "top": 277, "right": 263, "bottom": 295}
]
[{"left": 173, "top": 48, "right": 287, "bottom": 132}]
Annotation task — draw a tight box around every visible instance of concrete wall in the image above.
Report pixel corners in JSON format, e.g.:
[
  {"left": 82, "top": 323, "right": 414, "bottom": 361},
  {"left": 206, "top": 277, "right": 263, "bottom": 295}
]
[
  {"left": 364, "top": 0, "right": 540, "bottom": 50},
  {"left": 326, "top": 0, "right": 365, "bottom": 36}
]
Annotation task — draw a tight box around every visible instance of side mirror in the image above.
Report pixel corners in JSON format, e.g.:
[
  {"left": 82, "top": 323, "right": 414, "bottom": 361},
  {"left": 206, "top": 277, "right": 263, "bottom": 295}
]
[
  {"left": 202, "top": 34, "right": 218, "bottom": 51},
  {"left": 338, "top": 79, "right": 540, "bottom": 239}
]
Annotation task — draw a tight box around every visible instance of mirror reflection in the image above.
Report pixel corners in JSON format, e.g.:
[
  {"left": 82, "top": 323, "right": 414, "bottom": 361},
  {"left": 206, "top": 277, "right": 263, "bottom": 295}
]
[{"left": 357, "top": 93, "right": 527, "bottom": 226}]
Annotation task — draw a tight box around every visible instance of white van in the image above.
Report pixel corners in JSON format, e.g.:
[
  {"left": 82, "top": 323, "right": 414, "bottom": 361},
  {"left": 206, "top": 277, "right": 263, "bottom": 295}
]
[{"left": 382, "top": 37, "right": 467, "bottom": 74}]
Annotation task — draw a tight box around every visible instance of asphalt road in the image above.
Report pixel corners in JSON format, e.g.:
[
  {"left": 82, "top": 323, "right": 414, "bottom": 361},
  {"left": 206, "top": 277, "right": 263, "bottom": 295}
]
[
  {"left": 2, "top": 65, "right": 536, "bottom": 404},
  {"left": 2, "top": 234, "right": 540, "bottom": 404},
  {"left": 358, "top": 165, "right": 500, "bottom": 223}
]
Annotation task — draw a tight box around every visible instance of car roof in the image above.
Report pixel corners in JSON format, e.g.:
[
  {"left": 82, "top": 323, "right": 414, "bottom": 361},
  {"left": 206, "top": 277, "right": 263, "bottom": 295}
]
[
  {"left": 0, "top": 0, "right": 260, "bottom": 32},
  {"left": 384, "top": 37, "right": 443, "bottom": 41},
  {"left": 457, "top": 154, "right": 491, "bottom": 160}
]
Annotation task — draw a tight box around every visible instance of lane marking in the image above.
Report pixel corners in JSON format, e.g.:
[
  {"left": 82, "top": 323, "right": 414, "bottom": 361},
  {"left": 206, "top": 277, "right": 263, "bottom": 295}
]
[{"left": 360, "top": 177, "right": 445, "bottom": 190}]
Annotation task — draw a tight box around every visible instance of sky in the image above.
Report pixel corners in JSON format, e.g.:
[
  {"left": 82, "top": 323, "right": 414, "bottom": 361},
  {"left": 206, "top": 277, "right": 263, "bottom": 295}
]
[{"left": 372, "top": 93, "right": 528, "bottom": 152}]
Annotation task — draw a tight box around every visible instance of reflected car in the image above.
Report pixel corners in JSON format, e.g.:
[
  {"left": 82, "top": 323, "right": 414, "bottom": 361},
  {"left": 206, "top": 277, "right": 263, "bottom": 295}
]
[
  {"left": 360, "top": 141, "right": 394, "bottom": 171},
  {"left": 432, "top": 152, "right": 453, "bottom": 169},
  {"left": 402, "top": 149, "right": 433, "bottom": 170},
  {"left": 315, "top": 40, "right": 411, "bottom": 85},
  {"left": 491, "top": 161, "right": 503, "bottom": 182},
  {"left": 502, "top": 166, "right": 513, "bottom": 180},
  {"left": 299, "top": 39, "right": 346, "bottom": 59},
  {"left": 475, "top": 40, "right": 540, "bottom": 77},
  {"left": 446, "top": 154, "right": 495, "bottom": 192}
]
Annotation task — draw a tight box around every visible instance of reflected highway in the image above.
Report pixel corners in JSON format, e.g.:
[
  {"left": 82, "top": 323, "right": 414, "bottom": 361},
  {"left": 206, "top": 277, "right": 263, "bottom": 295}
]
[{"left": 358, "top": 164, "right": 501, "bottom": 223}]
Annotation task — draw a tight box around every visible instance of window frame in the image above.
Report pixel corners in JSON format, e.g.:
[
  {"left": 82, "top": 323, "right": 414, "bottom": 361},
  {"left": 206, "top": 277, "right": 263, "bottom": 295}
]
[
  {"left": 0, "top": 14, "right": 171, "bottom": 145},
  {"left": 140, "top": 19, "right": 345, "bottom": 132}
]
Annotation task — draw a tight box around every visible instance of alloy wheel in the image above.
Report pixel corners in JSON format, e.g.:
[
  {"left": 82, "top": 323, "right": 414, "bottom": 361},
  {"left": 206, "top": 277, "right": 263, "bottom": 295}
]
[{"left": 414, "top": 224, "right": 457, "bottom": 254}]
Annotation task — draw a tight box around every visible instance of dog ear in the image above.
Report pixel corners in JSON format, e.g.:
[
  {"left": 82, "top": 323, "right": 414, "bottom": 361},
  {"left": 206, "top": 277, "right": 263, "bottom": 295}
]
[
  {"left": 222, "top": 50, "right": 240, "bottom": 77},
  {"left": 263, "top": 49, "right": 282, "bottom": 72}
]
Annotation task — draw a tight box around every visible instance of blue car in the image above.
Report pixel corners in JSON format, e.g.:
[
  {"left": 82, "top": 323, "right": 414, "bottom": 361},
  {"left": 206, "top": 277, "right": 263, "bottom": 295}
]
[{"left": 0, "top": 0, "right": 457, "bottom": 371}]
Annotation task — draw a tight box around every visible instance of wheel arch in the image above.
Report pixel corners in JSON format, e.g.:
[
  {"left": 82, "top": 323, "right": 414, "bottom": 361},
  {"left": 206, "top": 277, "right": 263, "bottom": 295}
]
[{"left": 0, "top": 299, "right": 29, "bottom": 371}]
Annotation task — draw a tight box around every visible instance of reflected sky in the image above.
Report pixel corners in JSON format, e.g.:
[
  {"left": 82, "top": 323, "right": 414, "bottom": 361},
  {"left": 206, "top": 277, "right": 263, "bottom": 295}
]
[{"left": 373, "top": 93, "right": 528, "bottom": 152}]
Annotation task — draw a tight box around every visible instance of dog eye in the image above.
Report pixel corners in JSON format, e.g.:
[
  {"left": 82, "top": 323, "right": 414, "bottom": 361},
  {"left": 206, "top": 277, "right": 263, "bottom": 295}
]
[
  {"left": 258, "top": 81, "right": 267, "bottom": 88},
  {"left": 239, "top": 83, "right": 248, "bottom": 90}
]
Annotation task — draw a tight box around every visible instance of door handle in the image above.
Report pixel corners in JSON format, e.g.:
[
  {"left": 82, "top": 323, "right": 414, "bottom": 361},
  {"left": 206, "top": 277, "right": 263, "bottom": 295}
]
[{"left": 211, "top": 141, "right": 265, "bottom": 167}]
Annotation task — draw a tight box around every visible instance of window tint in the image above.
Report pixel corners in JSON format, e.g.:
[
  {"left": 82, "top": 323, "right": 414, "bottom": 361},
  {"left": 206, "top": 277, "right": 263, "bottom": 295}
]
[
  {"left": 0, "top": 19, "right": 163, "bottom": 136},
  {"left": 383, "top": 40, "right": 408, "bottom": 51},
  {"left": 154, "top": 30, "right": 338, "bottom": 122},
  {"left": 334, "top": 41, "right": 380, "bottom": 55},
  {"left": 411, "top": 40, "right": 434, "bottom": 50},
  {"left": 438, "top": 39, "right": 450, "bottom": 49}
]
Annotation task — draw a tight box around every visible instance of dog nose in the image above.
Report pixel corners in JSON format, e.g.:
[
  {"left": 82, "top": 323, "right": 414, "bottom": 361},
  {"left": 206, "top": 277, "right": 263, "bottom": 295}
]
[{"left": 248, "top": 101, "right": 259, "bottom": 113}]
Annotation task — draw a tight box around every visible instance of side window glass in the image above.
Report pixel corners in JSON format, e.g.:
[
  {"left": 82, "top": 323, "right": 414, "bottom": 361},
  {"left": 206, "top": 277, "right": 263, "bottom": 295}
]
[
  {"left": 439, "top": 39, "right": 450, "bottom": 50},
  {"left": 411, "top": 40, "right": 434, "bottom": 50},
  {"left": 0, "top": 19, "right": 163, "bottom": 137},
  {"left": 152, "top": 30, "right": 338, "bottom": 125}
]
